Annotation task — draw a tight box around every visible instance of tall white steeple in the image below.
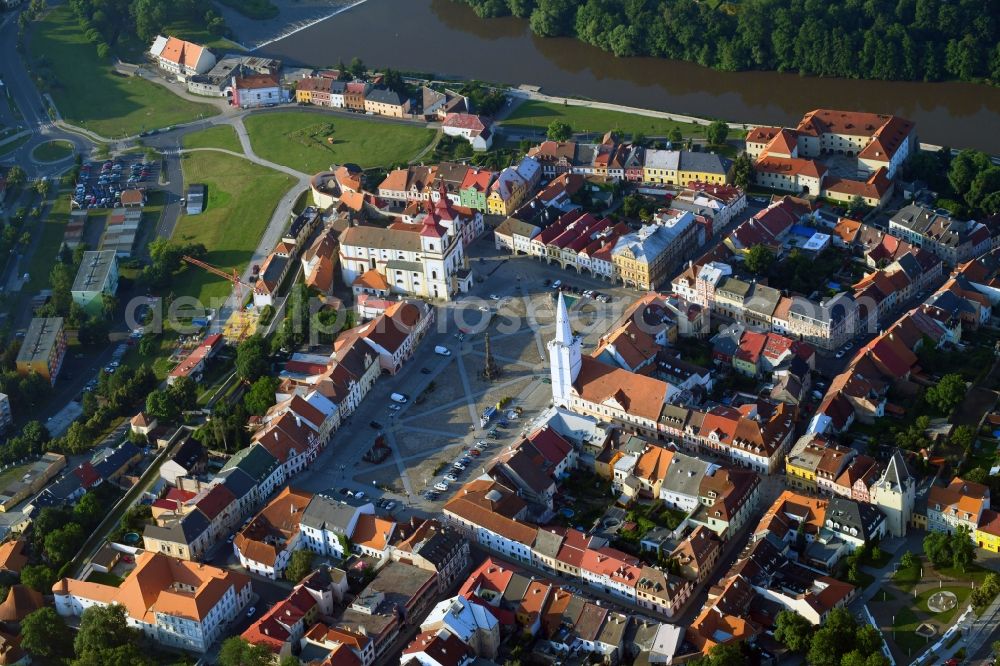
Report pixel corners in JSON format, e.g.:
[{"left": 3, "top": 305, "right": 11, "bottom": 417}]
[
  {"left": 548, "top": 293, "right": 582, "bottom": 406},
  {"left": 872, "top": 449, "right": 915, "bottom": 538}
]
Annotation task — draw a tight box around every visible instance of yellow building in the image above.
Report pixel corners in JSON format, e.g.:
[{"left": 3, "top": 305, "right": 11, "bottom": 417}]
[
  {"left": 15, "top": 317, "right": 66, "bottom": 385},
  {"left": 976, "top": 510, "right": 1000, "bottom": 553},
  {"left": 363, "top": 88, "right": 410, "bottom": 118},
  {"left": 784, "top": 436, "right": 826, "bottom": 493},
  {"left": 642, "top": 149, "right": 679, "bottom": 185},
  {"left": 677, "top": 151, "right": 732, "bottom": 185}
]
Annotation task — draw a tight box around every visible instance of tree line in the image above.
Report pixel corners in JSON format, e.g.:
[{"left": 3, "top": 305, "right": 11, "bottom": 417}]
[
  {"left": 452, "top": 0, "right": 999, "bottom": 85},
  {"left": 68, "top": 0, "right": 228, "bottom": 56}
]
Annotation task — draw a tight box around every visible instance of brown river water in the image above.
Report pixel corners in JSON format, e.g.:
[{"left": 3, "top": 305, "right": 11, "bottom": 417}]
[{"left": 249, "top": 0, "right": 1000, "bottom": 153}]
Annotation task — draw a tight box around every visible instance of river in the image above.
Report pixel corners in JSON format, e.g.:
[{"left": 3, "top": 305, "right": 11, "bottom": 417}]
[{"left": 250, "top": 0, "right": 1000, "bottom": 153}]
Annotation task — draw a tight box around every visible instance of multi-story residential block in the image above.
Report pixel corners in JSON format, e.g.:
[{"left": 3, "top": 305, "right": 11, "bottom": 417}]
[
  {"left": 392, "top": 518, "right": 471, "bottom": 592},
  {"left": 232, "top": 72, "right": 284, "bottom": 109},
  {"left": 420, "top": 595, "right": 500, "bottom": 659},
  {"left": 16, "top": 317, "right": 66, "bottom": 385},
  {"left": 71, "top": 250, "right": 118, "bottom": 315},
  {"left": 889, "top": 204, "right": 991, "bottom": 265},
  {"left": 53, "top": 552, "right": 252, "bottom": 651},
  {"left": 458, "top": 168, "right": 494, "bottom": 211},
  {"left": 494, "top": 217, "right": 541, "bottom": 254}
]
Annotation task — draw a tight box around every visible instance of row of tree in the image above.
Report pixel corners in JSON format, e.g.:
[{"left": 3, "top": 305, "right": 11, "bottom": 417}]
[
  {"left": 454, "top": 0, "right": 999, "bottom": 84},
  {"left": 69, "top": 0, "right": 227, "bottom": 52}
]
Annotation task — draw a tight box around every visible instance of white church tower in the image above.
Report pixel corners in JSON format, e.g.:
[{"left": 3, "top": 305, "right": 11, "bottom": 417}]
[
  {"left": 548, "top": 293, "right": 582, "bottom": 407},
  {"left": 872, "top": 449, "right": 915, "bottom": 538}
]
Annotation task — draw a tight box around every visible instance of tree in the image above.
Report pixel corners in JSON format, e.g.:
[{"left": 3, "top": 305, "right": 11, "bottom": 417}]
[
  {"left": 529, "top": 0, "right": 577, "bottom": 37},
  {"left": 244, "top": 376, "right": 280, "bottom": 416},
  {"left": 145, "top": 389, "right": 179, "bottom": 423},
  {"left": 951, "top": 424, "right": 976, "bottom": 453},
  {"left": 900, "top": 550, "right": 917, "bottom": 569},
  {"left": 669, "top": 127, "right": 683, "bottom": 144},
  {"left": 745, "top": 244, "right": 775, "bottom": 275},
  {"left": 235, "top": 334, "right": 270, "bottom": 382},
  {"left": 20, "top": 607, "right": 74, "bottom": 660},
  {"left": 952, "top": 524, "right": 976, "bottom": 572},
  {"left": 75, "top": 604, "right": 136, "bottom": 658},
  {"left": 5, "top": 165, "right": 25, "bottom": 189},
  {"left": 20, "top": 563, "right": 56, "bottom": 593},
  {"left": 732, "top": 152, "right": 753, "bottom": 189},
  {"left": 167, "top": 376, "right": 198, "bottom": 413},
  {"left": 546, "top": 120, "right": 573, "bottom": 141},
  {"left": 285, "top": 548, "right": 314, "bottom": 583},
  {"left": 965, "top": 467, "right": 989, "bottom": 484},
  {"left": 349, "top": 57, "right": 366, "bottom": 80},
  {"left": 846, "top": 195, "right": 868, "bottom": 218},
  {"left": 925, "top": 373, "right": 966, "bottom": 414},
  {"left": 924, "top": 530, "right": 953, "bottom": 568},
  {"left": 774, "top": 610, "right": 813, "bottom": 652},
  {"left": 706, "top": 120, "right": 729, "bottom": 146},
  {"left": 74, "top": 491, "right": 104, "bottom": 528},
  {"left": 35, "top": 178, "right": 51, "bottom": 198},
  {"left": 218, "top": 637, "right": 275, "bottom": 666},
  {"left": 692, "top": 641, "right": 748, "bottom": 666},
  {"left": 44, "top": 522, "right": 85, "bottom": 564},
  {"left": 948, "top": 149, "right": 991, "bottom": 198}
]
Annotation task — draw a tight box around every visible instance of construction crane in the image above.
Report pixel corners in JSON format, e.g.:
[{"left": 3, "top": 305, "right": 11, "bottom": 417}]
[{"left": 181, "top": 255, "right": 249, "bottom": 305}]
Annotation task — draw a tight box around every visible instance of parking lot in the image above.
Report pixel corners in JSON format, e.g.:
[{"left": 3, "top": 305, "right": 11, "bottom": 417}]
[{"left": 72, "top": 155, "right": 157, "bottom": 211}]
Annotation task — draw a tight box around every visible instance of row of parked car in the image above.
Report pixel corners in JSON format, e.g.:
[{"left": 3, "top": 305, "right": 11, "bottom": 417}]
[
  {"left": 545, "top": 278, "right": 612, "bottom": 303},
  {"left": 423, "top": 442, "right": 490, "bottom": 500}
]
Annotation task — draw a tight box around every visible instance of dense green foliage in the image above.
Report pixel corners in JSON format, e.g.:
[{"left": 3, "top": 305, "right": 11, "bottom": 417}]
[
  {"left": 68, "top": 0, "right": 227, "bottom": 49},
  {"left": 924, "top": 526, "right": 977, "bottom": 571},
  {"left": 772, "top": 608, "right": 888, "bottom": 666},
  {"left": 453, "top": 0, "right": 1000, "bottom": 84}
]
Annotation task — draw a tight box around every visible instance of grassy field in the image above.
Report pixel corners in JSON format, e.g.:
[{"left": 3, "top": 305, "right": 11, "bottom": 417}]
[
  {"left": 86, "top": 571, "right": 125, "bottom": 586},
  {"left": 182, "top": 125, "right": 243, "bottom": 153},
  {"left": 31, "top": 140, "right": 75, "bottom": 162},
  {"left": 173, "top": 151, "right": 295, "bottom": 304},
  {"left": 31, "top": 6, "right": 218, "bottom": 138},
  {"left": 25, "top": 190, "right": 71, "bottom": 294},
  {"left": 244, "top": 112, "right": 436, "bottom": 172},
  {"left": 500, "top": 100, "right": 709, "bottom": 139}
]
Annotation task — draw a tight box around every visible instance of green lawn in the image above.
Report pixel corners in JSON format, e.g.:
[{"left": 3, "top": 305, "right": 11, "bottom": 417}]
[
  {"left": 243, "top": 112, "right": 436, "bottom": 172},
  {"left": 30, "top": 6, "right": 218, "bottom": 138},
  {"left": 172, "top": 151, "right": 295, "bottom": 304},
  {"left": 85, "top": 570, "right": 125, "bottom": 586},
  {"left": 31, "top": 140, "right": 75, "bottom": 162},
  {"left": 891, "top": 606, "right": 930, "bottom": 652},
  {"left": 501, "top": 100, "right": 709, "bottom": 139},
  {"left": 25, "top": 190, "right": 71, "bottom": 294},
  {"left": 182, "top": 125, "right": 243, "bottom": 153}
]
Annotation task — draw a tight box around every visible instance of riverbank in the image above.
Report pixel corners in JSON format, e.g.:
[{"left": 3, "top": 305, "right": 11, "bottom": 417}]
[{"left": 255, "top": 0, "right": 1000, "bottom": 153}]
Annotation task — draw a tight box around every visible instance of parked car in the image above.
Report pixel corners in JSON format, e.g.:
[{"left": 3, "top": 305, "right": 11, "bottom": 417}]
[
  {"left": 445, "top": 474, "right": 459, "bottom": 482},
  {"left": 369, "top": 420, "right": 383, "bottom": 429},
  {"left": 390, "top": 392, "right": 408, "bottom": 403},
  {"left": 435, "top": 345, "right": 451, "bottom": 356},
  {"left": 420, "top": 367, "right": 432, "bottom": 374},
  {"left": 434, "top": 482, "right": 449, "bottom": 492}
]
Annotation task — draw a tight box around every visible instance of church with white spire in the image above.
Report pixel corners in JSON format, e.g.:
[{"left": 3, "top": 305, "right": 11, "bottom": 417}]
[
  {"left": 546, "top": 293, "right": 679, "bottom": 438},
  {"left": 548, "top": 293, "right": 582, "bottom": 407}
]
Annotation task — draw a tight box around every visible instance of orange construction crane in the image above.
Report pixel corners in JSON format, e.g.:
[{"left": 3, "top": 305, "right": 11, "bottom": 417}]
[{"left": 182, "top": 255, "right": 249, "bottom": 305}]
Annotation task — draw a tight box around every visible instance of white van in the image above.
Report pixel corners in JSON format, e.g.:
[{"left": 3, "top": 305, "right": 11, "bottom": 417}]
[
  {"left": 390, "top": 392, "right": 408, "bottom": 404},
  {"left": 434, "top": 345, "right": 451, "bottom": 356}
]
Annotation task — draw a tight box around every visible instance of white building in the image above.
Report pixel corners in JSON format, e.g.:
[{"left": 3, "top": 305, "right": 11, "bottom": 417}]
[
  {"left": 148, "top": 35, "right": 216, "bottom": 80},
  {"left": 299, "top": 495, "right": 374, "bottom": 559},
  {"left": 53, "top": 551, "right": 251, "bottom": 652}
]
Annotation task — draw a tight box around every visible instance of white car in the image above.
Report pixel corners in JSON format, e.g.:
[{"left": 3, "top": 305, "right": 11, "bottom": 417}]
[
  {"left": 478, "top": 305, "right": 490, "bottom": 312},
  {"left": 246, "top": 607, "right": 256, "bottom": 617},
  {"left": 445, "top": 474, "right": 459, "bottom": 482},
  {"left": 389, "top": 404, "right": 401, "bottom": 411},
  {"left": 390, "top": 392, "right": 408, "bottom": 403},
  {"left": 434, "top": 482, "right": 449, "bottom": 492},
  {"left": 490, "top": 294, "right": 500, "bottom": 300},
  {"left": 355, "top": 490, "right": 365, "bottom": 500}
]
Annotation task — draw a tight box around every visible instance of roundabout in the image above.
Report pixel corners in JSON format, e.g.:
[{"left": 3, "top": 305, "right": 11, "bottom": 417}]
[{"left": 31, "top": 139, "right": 75, "bottom": 163}]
